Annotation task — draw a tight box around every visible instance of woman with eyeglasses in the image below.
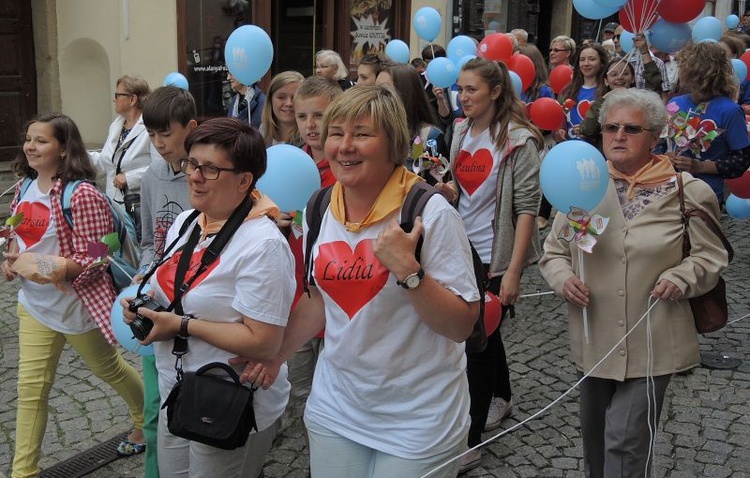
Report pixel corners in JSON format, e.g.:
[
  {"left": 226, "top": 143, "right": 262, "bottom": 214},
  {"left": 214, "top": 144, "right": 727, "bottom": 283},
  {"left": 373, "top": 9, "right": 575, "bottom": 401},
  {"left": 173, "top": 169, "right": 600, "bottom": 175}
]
[
  {"left": 548, "top": 35, "right": 575, "bottom": 70},
  {"left": 123, "top": 118, "right": 295, "bottom": 477},
  {"left": 315, "top": 50, "right": 355, "bottom": 90},
  {"left": 89, "top": 76, "right": 152, "bottom": 223},
  {"left": 666, "top": 41, "right": 750, "bottom": 204},
  {"left": 541, "top": 87, "right": 728, "bottom": 478}
]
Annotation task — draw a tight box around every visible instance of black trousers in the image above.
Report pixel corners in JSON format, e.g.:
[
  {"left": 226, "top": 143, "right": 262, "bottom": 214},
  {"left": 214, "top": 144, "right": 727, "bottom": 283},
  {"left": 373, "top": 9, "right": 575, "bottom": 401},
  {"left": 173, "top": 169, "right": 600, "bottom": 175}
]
[{"left": 466, "top": 272, "right": 512, "bottom": 447}]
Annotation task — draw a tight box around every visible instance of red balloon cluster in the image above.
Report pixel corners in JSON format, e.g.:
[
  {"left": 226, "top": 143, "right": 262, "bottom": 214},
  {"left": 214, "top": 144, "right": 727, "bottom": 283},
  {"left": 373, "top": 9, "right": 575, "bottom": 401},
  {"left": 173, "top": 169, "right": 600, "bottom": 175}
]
[
  {"left": 529, "top": 98, "right": 565, "bottom": 131},
  {"left": 656, "top": 0, "right": 705, "bottom": 24},
  {"left": 507, "top": 54, "right": 536, "bottom": 92},
  {"left": 549, "top": 64, "right": 573, "bottom": 95}
]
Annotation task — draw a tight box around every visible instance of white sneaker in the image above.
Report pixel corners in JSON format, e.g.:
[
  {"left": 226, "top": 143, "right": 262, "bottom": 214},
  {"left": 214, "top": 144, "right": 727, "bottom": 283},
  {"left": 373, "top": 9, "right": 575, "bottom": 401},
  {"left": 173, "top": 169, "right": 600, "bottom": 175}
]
[
  {"left": 484, "top": 397, "right": 512, "bottom": 432},
  {"left": 458, "top": 448, "right": 482, "bottom": 474}
]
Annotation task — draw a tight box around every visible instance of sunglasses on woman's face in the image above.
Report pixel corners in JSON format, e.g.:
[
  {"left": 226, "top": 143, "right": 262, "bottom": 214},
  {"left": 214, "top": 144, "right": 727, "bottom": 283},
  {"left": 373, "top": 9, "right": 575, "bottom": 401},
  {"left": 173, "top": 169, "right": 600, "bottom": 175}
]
[{"left": 601, "top": 123, "right": 653, "bottom": 135}]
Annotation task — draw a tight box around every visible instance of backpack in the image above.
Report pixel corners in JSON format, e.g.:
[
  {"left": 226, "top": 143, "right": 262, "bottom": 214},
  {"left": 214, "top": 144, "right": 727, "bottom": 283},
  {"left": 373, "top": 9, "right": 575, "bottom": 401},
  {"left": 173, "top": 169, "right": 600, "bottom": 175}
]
[
  {"left": 19, "top": 178, "right": 141, "bottom": 291},
  {"left": 303, "top": 181, "right": 488, "bottom": 353}
]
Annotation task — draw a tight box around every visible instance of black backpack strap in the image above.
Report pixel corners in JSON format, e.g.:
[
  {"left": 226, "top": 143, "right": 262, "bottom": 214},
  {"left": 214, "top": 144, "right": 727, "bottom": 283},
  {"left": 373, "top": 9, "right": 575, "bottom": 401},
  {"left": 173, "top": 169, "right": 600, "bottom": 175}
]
[
  {"left": 400, "top": 181, "right": 439, "bottom": 260},
  {"left": 303, "top": 186, "right": 334, "bottom": 295}
]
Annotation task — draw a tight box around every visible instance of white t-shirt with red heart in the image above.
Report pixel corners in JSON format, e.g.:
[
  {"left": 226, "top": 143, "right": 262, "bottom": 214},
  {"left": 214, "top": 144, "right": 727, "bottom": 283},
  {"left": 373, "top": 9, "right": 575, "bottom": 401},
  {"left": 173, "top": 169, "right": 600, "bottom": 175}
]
[
  {"left": 303, "top": 194, "right": 479, "bottom": 459},
  {"left": 454, "top": 125, "right": 504, "bottom": 263},
  {"left": 15, "top": 179, "right": 94, "bottom": 333},
  {"left": 150, "top": 210, "right": 296, "bottom": 433}
]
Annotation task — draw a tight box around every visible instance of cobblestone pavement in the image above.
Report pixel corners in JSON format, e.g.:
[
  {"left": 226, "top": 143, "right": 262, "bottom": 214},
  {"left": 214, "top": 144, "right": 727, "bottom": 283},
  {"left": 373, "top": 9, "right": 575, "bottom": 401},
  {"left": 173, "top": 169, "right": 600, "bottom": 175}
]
[{"left": 1, "top": 215, "right": 749, "bottom": 478}]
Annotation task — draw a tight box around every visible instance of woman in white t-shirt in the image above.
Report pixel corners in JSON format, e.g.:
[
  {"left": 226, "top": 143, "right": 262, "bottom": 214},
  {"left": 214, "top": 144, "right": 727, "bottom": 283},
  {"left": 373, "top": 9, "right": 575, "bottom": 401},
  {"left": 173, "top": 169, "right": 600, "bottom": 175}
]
[
  {"left": 249, "top": 85, "right": 481, "bottom": 477},
  {"left": 438, "top": 57, "right": 544, "bottom": 472},
  {"left": 2, "top": 113, "right": 145, "bottom": 477},
  {"left": 123, "top": 118, "right": 295, "bottom": 478}
]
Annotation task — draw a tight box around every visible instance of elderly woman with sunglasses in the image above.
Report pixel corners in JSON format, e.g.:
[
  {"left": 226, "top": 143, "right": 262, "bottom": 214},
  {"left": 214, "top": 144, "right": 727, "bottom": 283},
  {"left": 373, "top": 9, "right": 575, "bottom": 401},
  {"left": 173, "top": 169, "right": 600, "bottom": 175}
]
[{"left": 540, "top": 88, "right": 728, "bottom": 478}]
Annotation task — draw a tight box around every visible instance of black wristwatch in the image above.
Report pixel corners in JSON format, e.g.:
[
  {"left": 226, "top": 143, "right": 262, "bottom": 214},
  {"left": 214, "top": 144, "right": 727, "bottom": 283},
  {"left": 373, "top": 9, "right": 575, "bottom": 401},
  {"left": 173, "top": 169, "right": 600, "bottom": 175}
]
[
  {"left": 396, "top": 268, "right": 425, "bottom": 290},
  {"left": 179, "top": 314, "right": 194, "bottom": 339}
]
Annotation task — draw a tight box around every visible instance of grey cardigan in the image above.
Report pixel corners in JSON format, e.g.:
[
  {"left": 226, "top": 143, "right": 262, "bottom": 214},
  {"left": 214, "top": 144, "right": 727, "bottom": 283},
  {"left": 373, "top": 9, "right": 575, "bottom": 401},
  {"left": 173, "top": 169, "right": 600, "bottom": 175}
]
[{"left": 449, "top": 119, "right": 543, "bottom": 277}]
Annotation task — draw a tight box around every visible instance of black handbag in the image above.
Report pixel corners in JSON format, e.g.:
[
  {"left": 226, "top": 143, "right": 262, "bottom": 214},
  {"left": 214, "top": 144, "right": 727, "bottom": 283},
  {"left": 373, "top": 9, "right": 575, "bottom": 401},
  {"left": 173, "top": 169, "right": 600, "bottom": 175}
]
[
  {"left": 161, "top": 362, "right": 258, "bottom": 450},
  {"left": 114, "top": 134, "right": 143, "bottom": 241}
]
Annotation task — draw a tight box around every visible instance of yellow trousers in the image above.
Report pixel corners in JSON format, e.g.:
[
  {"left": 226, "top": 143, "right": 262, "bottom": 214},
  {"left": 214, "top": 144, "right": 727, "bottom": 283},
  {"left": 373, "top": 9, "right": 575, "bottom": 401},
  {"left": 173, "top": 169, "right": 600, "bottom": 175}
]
[{"left": 12, "top": 304, "right": 144, "bottom": 478}]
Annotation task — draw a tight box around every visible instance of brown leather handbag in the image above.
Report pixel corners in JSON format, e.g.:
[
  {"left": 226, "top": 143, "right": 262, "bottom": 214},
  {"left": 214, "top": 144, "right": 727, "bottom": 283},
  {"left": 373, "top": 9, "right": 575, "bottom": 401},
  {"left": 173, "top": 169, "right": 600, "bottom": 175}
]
[{"left": 676, "top": 174, "right": 733, "bottom": 334}]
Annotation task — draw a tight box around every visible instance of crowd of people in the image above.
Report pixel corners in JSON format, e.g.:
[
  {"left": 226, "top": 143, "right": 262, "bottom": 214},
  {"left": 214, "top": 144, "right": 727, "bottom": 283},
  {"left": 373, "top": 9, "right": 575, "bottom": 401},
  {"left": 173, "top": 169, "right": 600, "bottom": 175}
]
[{"left": 2, "top": 20, "right": 747, "bottom": 478}]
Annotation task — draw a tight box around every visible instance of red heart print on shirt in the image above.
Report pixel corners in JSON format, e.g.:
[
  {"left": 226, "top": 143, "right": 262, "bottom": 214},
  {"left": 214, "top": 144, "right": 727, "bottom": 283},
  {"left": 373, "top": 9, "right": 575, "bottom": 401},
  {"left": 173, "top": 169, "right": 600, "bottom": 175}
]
[
  {"left": 455, "top": 148, "right": 493, "bottom": 196},
  {"left": 577, "top": 100, "right": 591, "bottom": 121},
  {"left": 315, "top": 239, "right": 389, "bottom": 319},
  {"left": 156, "top": 249, "right": 221, "bottom": 303},
  {"left": 15, "top": 202, "right": 51, "bottom": 248}
]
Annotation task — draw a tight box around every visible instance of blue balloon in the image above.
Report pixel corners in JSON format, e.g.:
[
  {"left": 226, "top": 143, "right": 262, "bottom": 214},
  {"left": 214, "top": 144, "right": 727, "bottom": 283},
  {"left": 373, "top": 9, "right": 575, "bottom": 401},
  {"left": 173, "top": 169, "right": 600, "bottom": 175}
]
[
  {"left": 257, "top": 144, "right": 321, "bottom": 212},
  {"left": 413, "top": 7, "right": 442, "bottom": 42},
  {"left": 111, "top": 283, "right": 154, "bottom": 356},
  {"left": 457, "top": 54, "right": 477, "bottom": 70},
  {"left": 164, "top": 72, "right": 188, "bottom": 90},
  {"left": 385, "top": 39, "right": 410, "bottom": 64},
  {"left": 619, "top": 30, "right": 635, "bottom": 54},
  {"left": 426, "top": 57, "right": 459, "bottom": 88},
  {"left": 726, "top": 194, "right": 750, "bottom": 219},
  {"left": 594, "top": 0, "right": 627, "bottom": 7},
  {"left": 732, "top": 58, "right": 748, "bottom": 83},
  {"left": 693, "top": 16, "right": 723, "bottom": 42},
  {"left": 509, "top": 71, "right": 523, "bottom": 96},
  {"left": 447, "top": 36, "right": 477, "bottom": 63},
  {"left": 225, "top": 25, "right": 274, "bottom": 86},
  {"left": 540, "top": 140, "right": 609, "bottom": 213},
  {"left": 727, "top": 14, "right": 740, "bottom": 30},
  {"left": 647, "top": 20, "right": 692, "bottom": 54},
  {"left": 572, "top": 0, "right": 620, "bottom": 20}
]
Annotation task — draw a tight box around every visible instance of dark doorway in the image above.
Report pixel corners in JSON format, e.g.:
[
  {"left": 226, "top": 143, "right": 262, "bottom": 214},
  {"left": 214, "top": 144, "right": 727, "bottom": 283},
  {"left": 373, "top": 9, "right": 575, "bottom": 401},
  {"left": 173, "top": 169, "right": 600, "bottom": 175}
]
[{"left": 0, "top": 0, "right": 37, "bottom": 162}]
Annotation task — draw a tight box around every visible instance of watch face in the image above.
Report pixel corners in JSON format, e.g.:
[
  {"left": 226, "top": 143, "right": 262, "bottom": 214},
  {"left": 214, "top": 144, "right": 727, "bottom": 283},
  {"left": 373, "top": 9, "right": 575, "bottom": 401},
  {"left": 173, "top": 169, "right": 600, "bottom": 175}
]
[{"left": 405, "top": 274, "right": 421, "bottom": 289}]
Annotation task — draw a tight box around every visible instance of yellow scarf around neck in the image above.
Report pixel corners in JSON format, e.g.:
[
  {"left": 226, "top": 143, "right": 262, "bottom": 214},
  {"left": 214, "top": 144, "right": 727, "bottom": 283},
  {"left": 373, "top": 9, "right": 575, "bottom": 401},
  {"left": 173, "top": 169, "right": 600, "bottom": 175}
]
[
  {"left": 198, "top": 189, "right": 280, "bottom": 240},
  {"left": 330, "top": 166, "right": 422, "bottom": 232},
  {"left": 607, "top": 154, "right": 676, "bottom": 199}
]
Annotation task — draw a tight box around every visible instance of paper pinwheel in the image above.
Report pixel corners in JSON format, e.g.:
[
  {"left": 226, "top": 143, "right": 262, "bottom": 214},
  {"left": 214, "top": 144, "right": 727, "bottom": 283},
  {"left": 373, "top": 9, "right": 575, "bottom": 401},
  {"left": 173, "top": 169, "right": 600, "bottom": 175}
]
[
  {"left": 557, "top": 207, "right": 609, "bottom": 254},
  {"left": 1, "top": 212, "right": 24, "bottom": 248},
  {"left": 666, "top": 102, "right": 723, "bottom": 158}
]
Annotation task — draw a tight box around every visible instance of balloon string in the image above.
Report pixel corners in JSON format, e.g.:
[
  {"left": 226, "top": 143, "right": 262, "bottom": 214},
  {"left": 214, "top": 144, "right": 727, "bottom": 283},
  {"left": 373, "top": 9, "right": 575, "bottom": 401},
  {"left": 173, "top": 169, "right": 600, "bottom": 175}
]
[
  {"left": 0, "top": 179, "right": 22, "bottom": 200},
  {"left": 419, "top": 297, "right": 663, "bottom": 478}
]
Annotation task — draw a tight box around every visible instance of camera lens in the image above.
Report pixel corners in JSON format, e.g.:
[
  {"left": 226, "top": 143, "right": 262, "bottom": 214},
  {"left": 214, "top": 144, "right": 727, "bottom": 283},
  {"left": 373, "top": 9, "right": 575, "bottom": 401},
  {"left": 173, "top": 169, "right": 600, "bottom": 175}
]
[{"left": 130, "top": 315, "right": 153, "bottom": 341}]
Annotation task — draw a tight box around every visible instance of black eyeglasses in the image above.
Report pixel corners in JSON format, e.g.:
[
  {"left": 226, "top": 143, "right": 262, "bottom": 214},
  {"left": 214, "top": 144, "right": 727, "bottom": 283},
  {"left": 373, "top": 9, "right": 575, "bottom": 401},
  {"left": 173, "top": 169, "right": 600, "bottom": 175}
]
[
  {"left": 114, "top": 93, "right": 133, "bottom": 100},
  {"left": 549, "top": 48, "right": 569, "bottom": 53},
  {"left": 180, "top": 158, "right": 240, "bottom": 180},
  {"left": 601, "top": 123, "right": 654, "bottom": 135}
]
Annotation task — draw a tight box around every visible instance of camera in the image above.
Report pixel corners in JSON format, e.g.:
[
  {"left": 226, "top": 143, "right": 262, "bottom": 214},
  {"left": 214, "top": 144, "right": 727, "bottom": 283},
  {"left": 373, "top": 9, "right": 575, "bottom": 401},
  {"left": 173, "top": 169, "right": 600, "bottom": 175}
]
[{"left": 128, "top": 295, "right": 165, "bottom": 341}]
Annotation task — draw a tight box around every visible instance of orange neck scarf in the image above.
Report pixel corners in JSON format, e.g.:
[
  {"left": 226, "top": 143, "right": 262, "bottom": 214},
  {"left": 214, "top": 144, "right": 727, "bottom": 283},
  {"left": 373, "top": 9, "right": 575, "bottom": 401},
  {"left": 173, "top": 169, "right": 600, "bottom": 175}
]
[
  {"left": 330, "top": 166, "right": 422, "bottom": 232},
  {"left": 607, "top": 154, "right": 676, "bottom": 199},
  {"left": 198, "top": 189, "right": 279, "bottom": 241}
]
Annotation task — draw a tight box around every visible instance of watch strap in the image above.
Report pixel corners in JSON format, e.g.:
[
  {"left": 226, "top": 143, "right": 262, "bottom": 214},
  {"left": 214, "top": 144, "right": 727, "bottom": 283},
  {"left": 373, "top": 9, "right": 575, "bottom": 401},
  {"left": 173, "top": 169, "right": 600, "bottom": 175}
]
[{"left": 396, "top": 268, "right": 425, "bottom": 289}]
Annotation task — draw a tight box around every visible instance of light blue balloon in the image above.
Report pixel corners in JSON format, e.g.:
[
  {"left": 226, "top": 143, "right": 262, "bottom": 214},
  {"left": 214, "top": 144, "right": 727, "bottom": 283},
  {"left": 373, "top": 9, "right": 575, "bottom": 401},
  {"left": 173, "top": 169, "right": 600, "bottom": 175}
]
[
  {"left": 509, "top": 71, "right": 523, "bottom": 96},
  {"left": 693, "top": 16, "right": 723, "bottom": 42},
  {"left": 426, "top": 57, "right": 459, "bottom": 88},
  {"left": 447, "top": 36, "right": 477, "bottom": 62},
  {"left": 732, "top": 58, "right": 748, "bottom": 83},
  {"left": 413, "top": 6, "right": 442, "bottom": 42},
  {"left": 257, "top": 144, "right": 321, "bottom": 212},
  {"left": 225, "top": 25, "right": 274, "bottom": 86},
  {"left": 572, "top": 0, "right": 620, "bottom": 20},
  {"left": 385, "top": 39, "right": 410, "bottom": 64},
  {"left": 594, "top": 0, "right": 627, "bottom": 7},
  {"left": 164, "top": 72, "right": 188, "bottom": 90},
  {"left": 726, "top": 194, "right": 750, "bottom": 219},
  {"left": 619, "top": 30, "right": 635, "bottom": 54},
  {"left": 647, "top": 20, "right": 692, "bottom": 54},
  {"left": 540, "top": 140, "right": 609, "bottom": 213},
  {"left": 727, "top": 14, "right": 740, "bottom": 30},
  {"left": 111, "top": 283, "right": 154, "bottom": 356},
  {"left": 457, "top": 54, "right": 477, "bottom": 70}
]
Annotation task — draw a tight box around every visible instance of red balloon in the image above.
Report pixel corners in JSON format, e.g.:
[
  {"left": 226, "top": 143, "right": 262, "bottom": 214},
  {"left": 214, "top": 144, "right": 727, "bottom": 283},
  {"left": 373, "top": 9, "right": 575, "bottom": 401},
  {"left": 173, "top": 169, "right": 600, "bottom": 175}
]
[
  {"left": 508, "top": 54, "right": 536, "bottom": 92},
  {"left": 478, "top": 33, "right": 513, "bottom": 62},
  {"left": 483, "top": 292, "right": 503, "bottom": 336},
  {"left": 656, "top": 0, "right": 705, "bottom": 24},
  {"left": 727, "top": 170, "right": 750, "bottom": 199},
  {"left": 549, "top": 64, "right": 573, "bottom": 95},
  {"left": 619, "top": 0, "right": 660, "bottom": 32},
  {"left": 741, "top": 51, "right": 750, "bottom": 74},
  {"left": 529, "top": 98, "right": 565, "bottom": 131}
]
